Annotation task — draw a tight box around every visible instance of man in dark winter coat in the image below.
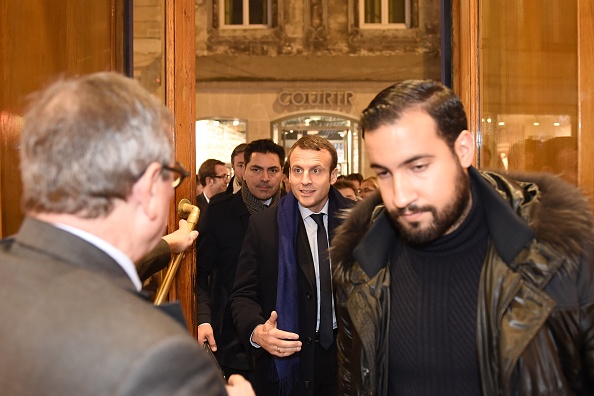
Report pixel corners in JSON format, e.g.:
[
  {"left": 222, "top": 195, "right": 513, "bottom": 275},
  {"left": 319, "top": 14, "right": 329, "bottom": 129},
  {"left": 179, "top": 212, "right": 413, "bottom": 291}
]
[
  {"left": 332, "top": 80, "right": 594, "bottom": 395},
  {"left": 196, "top": 139, "right": 285, "bottom": 379}
]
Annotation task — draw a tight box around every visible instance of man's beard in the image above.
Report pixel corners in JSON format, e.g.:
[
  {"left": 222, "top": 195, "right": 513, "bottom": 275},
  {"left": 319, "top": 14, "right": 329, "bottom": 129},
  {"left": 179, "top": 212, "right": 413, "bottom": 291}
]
[{"left": 388, "top": 164, "right": 471, "bottom": 247}]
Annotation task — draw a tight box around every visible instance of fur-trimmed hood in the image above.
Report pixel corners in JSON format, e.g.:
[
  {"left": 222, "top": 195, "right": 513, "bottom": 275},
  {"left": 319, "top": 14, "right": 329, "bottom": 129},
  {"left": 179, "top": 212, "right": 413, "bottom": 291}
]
[{"left": 331, "top": 169, "right": 594, "bottom": 285}]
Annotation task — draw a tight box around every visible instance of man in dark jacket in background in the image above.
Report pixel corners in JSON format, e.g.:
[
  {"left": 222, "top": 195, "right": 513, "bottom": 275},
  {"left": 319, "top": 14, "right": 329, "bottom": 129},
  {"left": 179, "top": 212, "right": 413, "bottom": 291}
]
[
  {"left": 331, "top": 79, "right": 594, "bottom": 395},
  {"left": 226, "top": 143, "right": 249, "bottom": 195},
  {"left": 196, "top": 139, "right": 285, "bottom": 379}
]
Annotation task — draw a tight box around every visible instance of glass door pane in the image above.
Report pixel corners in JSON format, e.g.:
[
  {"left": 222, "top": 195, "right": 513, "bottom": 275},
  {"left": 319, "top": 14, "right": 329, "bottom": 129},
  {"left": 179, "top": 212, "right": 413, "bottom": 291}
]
[{"left": 478, "top": 0, "right": 578, "bottom": 185}]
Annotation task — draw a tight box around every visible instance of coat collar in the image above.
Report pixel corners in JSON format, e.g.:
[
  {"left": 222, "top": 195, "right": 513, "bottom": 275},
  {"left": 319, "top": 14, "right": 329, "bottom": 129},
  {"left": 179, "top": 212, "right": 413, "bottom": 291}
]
[
  {"left": 15, "top": 217, "right": 137, "bottom": 292},
  {"left": 342, "top": 167, "right": 537, "bottom": 280},
  {"left": 337, "top": 167, "right": 593, "bottom": 282},
  {"left": 469, "top": 167, "right": 534, "bottom": 264}
]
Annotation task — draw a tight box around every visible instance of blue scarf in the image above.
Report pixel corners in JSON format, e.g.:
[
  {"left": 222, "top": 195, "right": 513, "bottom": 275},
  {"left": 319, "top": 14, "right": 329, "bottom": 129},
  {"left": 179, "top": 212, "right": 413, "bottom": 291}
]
[{"left": 272, "top": 191, "right": 300, "bottom": 395}]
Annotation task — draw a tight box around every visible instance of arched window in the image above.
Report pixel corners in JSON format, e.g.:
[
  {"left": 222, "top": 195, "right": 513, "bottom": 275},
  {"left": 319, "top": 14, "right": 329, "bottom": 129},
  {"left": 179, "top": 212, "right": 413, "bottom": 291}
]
[{"left": 272, "top": 113, "right": 361, "bottom": 175}]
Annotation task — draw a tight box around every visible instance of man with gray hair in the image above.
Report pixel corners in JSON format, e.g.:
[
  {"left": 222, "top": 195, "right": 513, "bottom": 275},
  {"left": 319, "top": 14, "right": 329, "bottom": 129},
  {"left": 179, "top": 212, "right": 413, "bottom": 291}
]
[{"left": 0, "top": 72, "right": 253, "bottom": 396}]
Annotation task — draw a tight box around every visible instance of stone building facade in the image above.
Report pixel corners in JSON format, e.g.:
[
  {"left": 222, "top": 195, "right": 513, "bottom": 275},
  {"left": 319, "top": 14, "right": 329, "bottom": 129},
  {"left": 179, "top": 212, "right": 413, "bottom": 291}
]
[{"left": 135, "top": 0, "right": 442, "bottom": 175}]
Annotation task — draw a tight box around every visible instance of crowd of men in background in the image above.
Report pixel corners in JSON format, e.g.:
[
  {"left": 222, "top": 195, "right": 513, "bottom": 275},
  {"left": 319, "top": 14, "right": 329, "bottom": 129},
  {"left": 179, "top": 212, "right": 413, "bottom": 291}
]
[
  {"left": 194, "top": 139, "right": 369, "bottom": 394},
  {"left": 2, "top": 73, "right": 593, "bottom": 396},
  {"left": 197, "top": 155, "right": 376, "bottom": 206},
  {"left": 192, "top": 81, "right": 594, "bottom": 396}
]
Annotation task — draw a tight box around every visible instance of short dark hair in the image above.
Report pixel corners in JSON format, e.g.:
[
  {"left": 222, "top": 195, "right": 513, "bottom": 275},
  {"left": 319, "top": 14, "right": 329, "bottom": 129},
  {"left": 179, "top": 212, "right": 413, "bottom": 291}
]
[
  {"left": 198, "top": 158, "right": 225, "bottom": 187},
  {"left": 244, "top": 139, "right": 285, "bottom": 167},
  {"left": 345, "top": 173, "right": 363, "bottom": 183},
  {"left": 333, "top": 179, "right": 357, "bottom": 196},
  {"left": 361, "top": 80, "right": 468, "bottom": 151},
  {"left": 231, "top": 143, "right": 248, "bottom": 165},
  {"left": 286, "top": 135, "right": 338, "bottom": 171}
]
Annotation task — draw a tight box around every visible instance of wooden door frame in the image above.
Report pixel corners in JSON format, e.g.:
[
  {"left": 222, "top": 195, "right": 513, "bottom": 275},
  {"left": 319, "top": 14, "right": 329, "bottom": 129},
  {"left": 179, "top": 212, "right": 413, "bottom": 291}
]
[
  {"left": 452, "top": 1, "right": 480, "bottom": 166},
  {"left": 578, "top": 0, "right": 594, "bottom": 198},
  {"left": 163, "top": 0, "right": 198, "bottom": 336}
]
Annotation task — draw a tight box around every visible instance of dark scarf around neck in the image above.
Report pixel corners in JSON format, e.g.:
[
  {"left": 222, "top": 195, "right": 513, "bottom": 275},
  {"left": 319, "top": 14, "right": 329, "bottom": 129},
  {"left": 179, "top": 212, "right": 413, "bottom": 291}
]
[{"left": 241, "top": 180, "right": 281, "bottom": 215}]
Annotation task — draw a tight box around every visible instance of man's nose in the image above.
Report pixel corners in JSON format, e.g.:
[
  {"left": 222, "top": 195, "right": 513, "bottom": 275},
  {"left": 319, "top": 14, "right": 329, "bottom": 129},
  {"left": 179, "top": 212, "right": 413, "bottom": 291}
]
[{"left": 392, "top": 173, "right": 416, "bottom": 209}]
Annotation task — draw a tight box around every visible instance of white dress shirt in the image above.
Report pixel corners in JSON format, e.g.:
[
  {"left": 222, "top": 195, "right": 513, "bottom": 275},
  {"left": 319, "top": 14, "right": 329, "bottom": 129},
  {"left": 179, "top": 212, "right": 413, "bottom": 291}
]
[{"left": 298, "top": 199, "right": 337, "bottom": 331}]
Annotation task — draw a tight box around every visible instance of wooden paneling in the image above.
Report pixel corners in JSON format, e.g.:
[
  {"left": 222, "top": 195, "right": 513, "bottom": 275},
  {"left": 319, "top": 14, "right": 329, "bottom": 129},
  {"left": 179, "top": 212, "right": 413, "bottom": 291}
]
[
  {"left": 578, "top": 0, "right": 594, "bottom": 198},
  {"left": 0, "top": 0, "right": 125, "bottom": 237},
  {"left": 163, "top": 0, "right": 198, "bottom": 336}
]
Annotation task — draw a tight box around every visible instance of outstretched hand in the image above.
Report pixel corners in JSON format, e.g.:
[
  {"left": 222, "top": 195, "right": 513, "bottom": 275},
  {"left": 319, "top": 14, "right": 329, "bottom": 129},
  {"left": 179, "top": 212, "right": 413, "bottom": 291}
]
[{"left": 252, "top": 311, "right": 302, "bottom": 357}]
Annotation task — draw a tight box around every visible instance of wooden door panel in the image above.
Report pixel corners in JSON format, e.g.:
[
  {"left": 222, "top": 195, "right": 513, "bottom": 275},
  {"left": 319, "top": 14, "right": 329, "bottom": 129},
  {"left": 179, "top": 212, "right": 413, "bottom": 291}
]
[{"left": 0, "top": 0, "right": 125, "bottom": 237}]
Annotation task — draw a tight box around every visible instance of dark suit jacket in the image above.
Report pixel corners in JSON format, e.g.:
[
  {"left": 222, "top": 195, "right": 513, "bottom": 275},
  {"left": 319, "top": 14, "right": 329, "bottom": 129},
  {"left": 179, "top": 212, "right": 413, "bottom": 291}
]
[
  {"left": 137, "top": 238, "right": 170, "bottom": 282},
  {"left": 229, "top": 187, "right": 352, "bottom": 395},
  {"left": 197, "top": 192, "right": 209, "bottom": 214},
  {"left": 225, "top": 175, "right": 236, "bottom": 195},
  {"left": 0, "top": 217, "right": 226, "bottom": 396},
  {"left": 196, "top": 192, "right": 253, "bottom": 370}
]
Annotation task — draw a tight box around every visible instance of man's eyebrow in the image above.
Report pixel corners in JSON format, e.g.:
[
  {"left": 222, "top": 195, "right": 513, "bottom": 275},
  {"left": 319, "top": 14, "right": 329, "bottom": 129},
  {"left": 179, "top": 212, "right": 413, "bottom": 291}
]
[
  {"left": 401, "top": 154, "right": 433, "bottom": 165},
  {"left": 370, "top": 155, "right": 434, "bottom": 170},
  {"left": 369, "top": 164, "right": 388, "bottom": 171}
]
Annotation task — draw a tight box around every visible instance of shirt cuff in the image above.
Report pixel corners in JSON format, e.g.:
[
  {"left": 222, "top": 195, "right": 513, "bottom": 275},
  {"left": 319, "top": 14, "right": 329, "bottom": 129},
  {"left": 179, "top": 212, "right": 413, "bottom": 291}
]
[{"left": 250, "top": 326, "right": 262, "bottom": 348}]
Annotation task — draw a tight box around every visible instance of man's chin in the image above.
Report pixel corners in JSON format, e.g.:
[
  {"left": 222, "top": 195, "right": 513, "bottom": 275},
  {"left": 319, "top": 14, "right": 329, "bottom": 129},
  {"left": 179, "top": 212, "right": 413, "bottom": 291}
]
[{"left": 394, "top": 220, "right": 440, "bottom": 246}]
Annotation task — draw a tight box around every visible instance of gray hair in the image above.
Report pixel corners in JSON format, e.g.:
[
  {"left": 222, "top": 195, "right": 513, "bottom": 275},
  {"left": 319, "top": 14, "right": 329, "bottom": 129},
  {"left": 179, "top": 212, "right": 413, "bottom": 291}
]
[{"left": 20, "top": 72, "right": 173, "bottom": 218}]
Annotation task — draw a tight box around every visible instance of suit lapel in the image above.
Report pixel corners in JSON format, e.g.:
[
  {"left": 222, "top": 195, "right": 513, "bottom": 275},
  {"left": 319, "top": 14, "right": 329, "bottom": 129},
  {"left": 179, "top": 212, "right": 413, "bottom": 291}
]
[
  {"left": 296, "top": 216, "right": 316, "bottom": 289},
  {"left": 327, "top": 186, "right": 349, "bottom": 237}
]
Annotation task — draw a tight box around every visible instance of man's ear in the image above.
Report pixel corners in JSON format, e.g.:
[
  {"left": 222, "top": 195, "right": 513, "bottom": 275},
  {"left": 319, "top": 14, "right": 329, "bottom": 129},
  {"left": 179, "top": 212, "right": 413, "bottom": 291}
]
[
  {"left": 131, "top": 162, "right": 162, "bottom": 221},
  {"left": 455, "top": 130, "right": 475, "bottom": 168},
  {"left": 330, "top": 167, "right": 339, "bottom": 184}
]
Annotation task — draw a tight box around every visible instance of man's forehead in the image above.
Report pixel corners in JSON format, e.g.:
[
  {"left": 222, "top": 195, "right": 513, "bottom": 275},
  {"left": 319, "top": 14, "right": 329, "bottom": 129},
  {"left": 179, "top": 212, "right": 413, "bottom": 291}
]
[
  {"left": 249, "top": 151, "right": 281, "bottom": 167},
  {"left": 290, "top": 147, "right": 331, "bottom": 163}
]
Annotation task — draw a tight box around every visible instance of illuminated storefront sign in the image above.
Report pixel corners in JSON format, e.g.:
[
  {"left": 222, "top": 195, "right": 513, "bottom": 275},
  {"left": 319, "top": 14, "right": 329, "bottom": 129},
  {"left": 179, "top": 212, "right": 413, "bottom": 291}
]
[{"left": 278, "top": 90, "right": 354, "bottom": 106}]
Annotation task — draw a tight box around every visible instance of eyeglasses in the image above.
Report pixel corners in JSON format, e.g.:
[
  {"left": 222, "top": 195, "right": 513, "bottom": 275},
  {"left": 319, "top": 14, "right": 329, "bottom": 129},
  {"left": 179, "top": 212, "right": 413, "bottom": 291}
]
[
  {"left": 161, "top": 161, "right": 189, "bottom": 189},
  {"left": 212, "top": 174, "right": 230, "bottom": 181}
]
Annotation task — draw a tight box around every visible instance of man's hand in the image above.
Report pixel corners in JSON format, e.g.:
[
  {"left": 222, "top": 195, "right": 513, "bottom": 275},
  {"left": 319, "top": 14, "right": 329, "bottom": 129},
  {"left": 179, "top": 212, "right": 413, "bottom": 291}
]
[
  {"left": 161, "top": 219, "right": 198, "bottom": 253},
  {"left": 198, "top": 323, "right": 217, "bottom": 352},
  {"left": 252, "top": 311, "right": 302, "bottom": 357},
  {"left": 225, "top": 374, "right": 255, "bottom": 396}
]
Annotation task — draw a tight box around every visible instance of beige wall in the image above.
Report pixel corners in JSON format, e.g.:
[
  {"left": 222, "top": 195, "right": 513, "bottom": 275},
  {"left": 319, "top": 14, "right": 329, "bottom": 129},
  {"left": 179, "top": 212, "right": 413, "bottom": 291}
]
[{"left": 196, "top": 81, "right": 392, "bottom": 177}]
